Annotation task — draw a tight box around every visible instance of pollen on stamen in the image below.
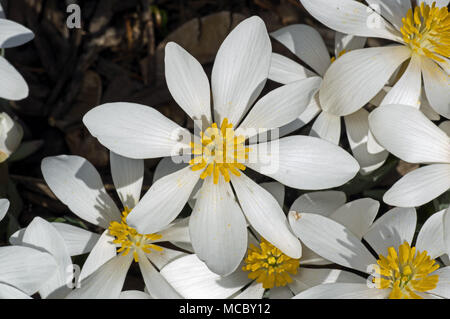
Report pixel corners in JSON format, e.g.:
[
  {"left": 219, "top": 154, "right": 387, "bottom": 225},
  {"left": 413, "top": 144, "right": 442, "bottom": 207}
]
[
  {"left": 108, "top": 207, "right": 163, "bottom": 263},
  {"left": 400, "top": 2, "right": 450, "bottom": 62},
  {"left": 189, "top": 118, "right": 250, "bottom": 184},
  {"left": 242, "top": 238, "right": 300, "bottom": 289},
  {"left": 374, "top": 241, "right": 439, "bottom": 299}
]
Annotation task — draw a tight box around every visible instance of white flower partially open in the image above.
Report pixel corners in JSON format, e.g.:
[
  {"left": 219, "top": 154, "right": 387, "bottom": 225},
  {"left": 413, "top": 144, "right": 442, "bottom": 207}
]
[
  {"left": 300, "top": 0, "right": 450, "bottom": 119},
  {"left": 0, "top": 5, "right": 34, "bottom": 100},
  {"left": 290, "top": 205, "right": 450, "bottom": 299},
  {"left": 83, "top": 16, "right": 360, "bottom": 276},
  {"left": 39, "top": 153, "right": 190, "bottom": 298},
  {"left": 0, "top": 112, "right": 23, "bottom": 163},
  {"left": 0, "top": 200, "right": 58, "bottom": 299},
  {"left": 369, "top": 104, "right": 450, "bottom": 207}
]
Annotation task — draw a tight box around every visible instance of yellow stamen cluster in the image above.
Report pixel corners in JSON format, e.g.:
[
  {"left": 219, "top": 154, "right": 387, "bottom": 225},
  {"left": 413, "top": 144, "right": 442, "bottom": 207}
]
[
  {"left": 330, "top": 49, "right": 347, "bottom": 63},
  {"left": 400, "top": 2, "right": 450, "bottom": 62},
  {"left": 189, "top": 118, "right": 250, "bottom": 184},
  {"left": 108, "top": 207, "right": 163, "bottom": 262},
  {"left": 374, "top": 242, "right": 439, "bottom": 299},
  {"left": 242, "top": 238, "right": 300, "bottom": 289}
]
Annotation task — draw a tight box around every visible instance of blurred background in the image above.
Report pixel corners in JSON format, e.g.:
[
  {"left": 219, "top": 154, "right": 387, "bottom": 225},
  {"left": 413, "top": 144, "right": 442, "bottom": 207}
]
[{"left": 0, "top": 0, "right": 448, "bottom": 290}]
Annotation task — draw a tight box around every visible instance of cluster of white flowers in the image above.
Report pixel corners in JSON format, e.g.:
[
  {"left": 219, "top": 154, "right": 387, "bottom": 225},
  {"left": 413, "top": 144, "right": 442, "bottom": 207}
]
[{"left": 0, "top": 0, "right": 449, "bottom": 299}]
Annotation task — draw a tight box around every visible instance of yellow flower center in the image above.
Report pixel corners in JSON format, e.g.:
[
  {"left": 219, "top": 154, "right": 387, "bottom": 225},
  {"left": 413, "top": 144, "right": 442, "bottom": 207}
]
[
  {"left": 189, "top": 118, "right": 250, "bottom": 184},
  {"left": 242, "top": 238, "right": 300, "bottom": 289},
  {"left": 330, "top": 49, "right": 347, "bottom": 63},
  {"left": 108, "top": 207, "right": 163, "bottom": 262},
  {"left": 374, "top": 242, "right": 440, "bottom": 299},
  {"left": 400, "top": 2, "right": 450, "bottom": 62}
]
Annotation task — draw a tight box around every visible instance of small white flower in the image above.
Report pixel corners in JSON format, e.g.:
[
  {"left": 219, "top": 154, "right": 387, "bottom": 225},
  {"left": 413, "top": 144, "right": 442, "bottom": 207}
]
[
  {"left": 369, "top": 104, "right": 450, "bottom": 207},
  {"left": 0, "top": 200, "right": 57, "bottom": 299},
  {"left": 82, "top": 16, "right": 360, "bottom": 276},
  {"left": 0, "top": 4, "right": 34, "bottom": 100},
  {"left": 290, "top": 204, "right": 450, "bottom": 299},
  {"left": 300, "top": 0, "right": 450, "bottom": 119},
  {"left": 39, "top": 153, "right": 190, "bottom": 298}
]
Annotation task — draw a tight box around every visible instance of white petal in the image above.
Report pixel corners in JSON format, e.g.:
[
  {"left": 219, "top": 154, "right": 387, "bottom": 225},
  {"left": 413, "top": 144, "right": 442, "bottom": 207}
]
[
  {"left": 147, "top": 247, "right": 187, "bottom": 270},
  {"left": 247, "top": 136, "right": 359, "bottom": 190},
  {"left": 416, "top": 209, "right": 447, "bottom": 259},
  {"left": 212, "top": 16, "right": 271, "bottom": 125},
  {"left": 119, "top": 290, "right": 152, "bottom": 299},
  {"left": 164, "top": 42, "right": 211, "bottom": 123},
  {"left": 127, "top": 166, "right": 200, "bottom": 234},
  {"left": 384, "top": 164, "right": 450, "bottom": 207},
  {"left": 365, "top": 0, "right": 411, "bottom": 30},
  {"left": 289, "top": 268, "right": 366, "bottom": 295},
  {"left": 0, "top": 198, "right": 9, "bottom": 222},
  {"left": 369, "top": 105, "right": 450, "bottom": 163},
  {"left": 190, "top": 176, "right": 248, "bottom": 276},
  {"left": 52, "top": 222, "right": 100, "bottom": 256},
  {"left": 445, "top": 209, "right": 450, "bottom": 256},
  {"left": 329, "top": 198, "right": 380, "bottom": 239},
  {"left": 157, "top": 217, "right": 193, "bottom": 252},
  {"left": 422, "top": 57, "right": 450, "bottom": 119},
  {"left": 231, "top": 173, "right": 302, "bottom": 259},
  {"left": 161, "top": 254, "right": 250, "bottom": 299},
  {"left": 260, "top": 182, "right": 285, "bottom": 208},
  {"left": 0, "top": 246, "right": 57, "bottom": 295},
  {"left": 334, "top": 32, "right": 367, "bottom": 57},
  {"left": 138, "top": 252, "right": 181, "bottom": 299},
  {"left": 288, "top": 212, "right": 376, "bottom": 273},
  {"left": 0, "top": 283, "right": 31, "bottom": 299},
  {"left": 428, "top": 266, "right": 450, "bottom": 299},
  {"left": 439, "top": 121, "right": 450, "bottom": 137},
  {"left": 319, "top": 46, "right": 411, "bottom": 116},
  {"left": 421, "top": 94, "right": 441, "bottom": 121},
  {"left": 268, "top": 53, "right": 316, "bottom": 84},
  {"left": 0, "top": 19, "right": 34, "bottom": 48},
  {"left": 110, "top": 151, "right": 144, "bottom": 209},
  {"left": 79, "top": 230, "right": 117, "bottom": 281},
  {"left": 298, "top": 245, "right": 328, "bottom": 265},
  {"left": 153, "top": 156, "right": 188, "bottom": 183},
  {"left": 237, "top": 77, "right": 321, "bottom": 138},
  {"left": 0, "top": 56, "right": 28, "bottom": 100},
  {"left": 344, "top": 108, "right": 389, "bottom": 175},
  {"left": 363, "top": 207, "right": 416, "bottom": 256},
  {"left": 309, "top": 111, "right": 341, "bottom": 145},
  {"left": 271, "top": 24, "right": 330, "bottom": 76},
  {"left": 277, "top": 95, "right": 321, "bottom": 138},
  {"left": 233, "top": 281, "right": 265, "bottom": 299},
  {"left": 83, "top": 102, "right": 190, "bottom": 159},
  {"left": 293, "top": 283, "right": 389, "bottom": 299},
  {"left": 380, "top": 54, "right": 422, "bottom": 107},
  {"left": 41, "top": 155, "right": 121, "bottom": 228},
  {"left": 289, "top": 191, "right": 346, "bottom": 217},
  {"left": 67, "top": 254, "right": 132, "bottom": 299},
  {"left": 299, "top": 0, "right": 402, "bottom": 41},
  {"left": 21, "top": 217, "right": 73, "bottom": 298}
]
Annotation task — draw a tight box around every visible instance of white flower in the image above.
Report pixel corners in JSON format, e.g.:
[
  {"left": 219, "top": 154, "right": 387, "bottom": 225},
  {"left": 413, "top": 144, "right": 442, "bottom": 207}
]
[
  {"left": 0, "top": 199, "right": 57, "bottom": 299},
  {"left": 0, "top": 112, "right": 23, "bottom": 163},
  {"left": 300, "top": 0, "right": 450, "bottom": 118},
  {"left": 269, "top": 25, "right": 389, "bottom": 174},
  {"left": 82, "top": 16, "right": 360, "bottom": 276},
  {"left": 39, "top": 153, "right": 190, "bottom": 298},
  {"left": 290, "top": 204, "right": 450, "bottom": 299},
  {"left": 160, "top": 185, "right": 368, "bottom": 299},
  {"left": 369, "top": 104, "right": 450, "bottom": 207},
  {"left": 0, "top": 4, "right": 34, "bottom": 100}
]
